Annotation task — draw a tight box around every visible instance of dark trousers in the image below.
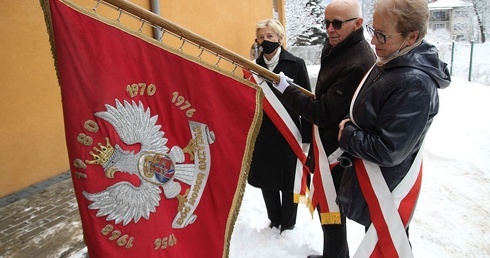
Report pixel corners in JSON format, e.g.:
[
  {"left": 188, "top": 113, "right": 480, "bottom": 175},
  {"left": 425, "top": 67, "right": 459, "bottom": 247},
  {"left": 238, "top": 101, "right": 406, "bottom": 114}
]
[
  {"left": 261, "top": 189, "right": 298, "bottom": 229},
  {"left": 321, "top": 212, "right": 349, "bottom": 258}
]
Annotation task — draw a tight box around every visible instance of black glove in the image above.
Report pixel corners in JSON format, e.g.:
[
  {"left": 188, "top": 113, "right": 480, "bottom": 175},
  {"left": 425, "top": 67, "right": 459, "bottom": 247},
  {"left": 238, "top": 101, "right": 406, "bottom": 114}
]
[{"left": 338, "top": 153, "right": 354, "bottom": 168}]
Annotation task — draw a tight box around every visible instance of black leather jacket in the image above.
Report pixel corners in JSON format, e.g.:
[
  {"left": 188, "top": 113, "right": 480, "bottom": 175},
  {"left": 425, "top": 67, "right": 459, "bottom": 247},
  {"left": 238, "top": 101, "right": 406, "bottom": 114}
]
[{"left": 338, "top": 40, "right": 451, "bottom": 225}]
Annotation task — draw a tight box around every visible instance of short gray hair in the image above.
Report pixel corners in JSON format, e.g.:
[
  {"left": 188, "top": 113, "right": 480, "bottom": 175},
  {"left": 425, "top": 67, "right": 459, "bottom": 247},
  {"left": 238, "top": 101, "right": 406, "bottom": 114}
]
[{"left": 374, "top": 0, "right": 429, "bottom": 39}]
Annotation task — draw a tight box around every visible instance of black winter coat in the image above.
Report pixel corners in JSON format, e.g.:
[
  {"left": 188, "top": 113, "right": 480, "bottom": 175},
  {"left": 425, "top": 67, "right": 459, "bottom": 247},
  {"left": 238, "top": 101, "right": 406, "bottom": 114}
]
[
  {"left": 281, "top": 28, "right": 376, "bottom": 170},
  {"left": 338, "top": 40, "right": 451, "bottom": 226},
  {"left": 247, "top": 48, "right": 312, "bottom": 191}
]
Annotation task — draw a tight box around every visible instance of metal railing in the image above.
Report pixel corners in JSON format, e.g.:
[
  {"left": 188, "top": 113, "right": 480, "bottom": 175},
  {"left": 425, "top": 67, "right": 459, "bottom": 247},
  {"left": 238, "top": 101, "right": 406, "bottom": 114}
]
[{"left": 433, "top": 40, "right": 490, "bottom": 86}]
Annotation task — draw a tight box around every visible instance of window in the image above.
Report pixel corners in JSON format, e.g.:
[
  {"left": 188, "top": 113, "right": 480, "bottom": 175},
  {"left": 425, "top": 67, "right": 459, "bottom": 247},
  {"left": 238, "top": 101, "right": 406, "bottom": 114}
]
[
  {"left": 454, "top": 10, "right": 468, "bottom": 18},
  {"left": 432, "top": 11, "right": 447, "bottom": 19},
  {"left": 432, "top": 23, "right": 446, "bottom": 30},
  {"left": 453, "top": 23, "right": 467, "bottom": 31}
]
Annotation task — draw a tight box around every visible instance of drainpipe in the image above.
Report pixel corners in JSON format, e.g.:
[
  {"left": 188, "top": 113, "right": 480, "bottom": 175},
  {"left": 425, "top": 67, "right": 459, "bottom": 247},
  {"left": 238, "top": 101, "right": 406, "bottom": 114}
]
[{"left": 150, "top": 0, "right": 162, "bottom": 40}]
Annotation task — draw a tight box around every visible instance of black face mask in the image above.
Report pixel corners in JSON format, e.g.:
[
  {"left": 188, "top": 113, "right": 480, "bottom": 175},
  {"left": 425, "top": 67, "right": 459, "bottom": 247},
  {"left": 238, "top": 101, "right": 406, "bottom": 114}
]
[{"left": 260, "top": 40, "right": 281, "bottom": 54}]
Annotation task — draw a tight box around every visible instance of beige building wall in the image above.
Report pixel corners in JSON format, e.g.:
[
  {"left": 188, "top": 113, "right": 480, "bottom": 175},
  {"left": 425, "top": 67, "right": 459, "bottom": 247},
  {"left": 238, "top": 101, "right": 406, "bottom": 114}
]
[{"left": 0, "top": 0, "right": 275, "bottom": 197}]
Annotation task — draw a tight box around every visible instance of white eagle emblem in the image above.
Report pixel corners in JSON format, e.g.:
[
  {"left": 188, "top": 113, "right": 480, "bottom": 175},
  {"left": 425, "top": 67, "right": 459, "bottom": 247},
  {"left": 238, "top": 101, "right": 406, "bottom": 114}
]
[{"left": 83, "top": 99, "right": 195, "bottom": 226}]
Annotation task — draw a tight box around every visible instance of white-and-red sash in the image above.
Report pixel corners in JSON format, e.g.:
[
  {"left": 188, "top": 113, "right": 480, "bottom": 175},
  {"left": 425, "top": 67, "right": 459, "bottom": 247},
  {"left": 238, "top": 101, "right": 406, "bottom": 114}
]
[
  {"left": 349, "top": 65, "right": 422, "bottom": 257},
  {"left": 308, "top": 128, "right": 343, "bottom": 224},
  {"left": 249, "top": 74, "right": 310, "bottom": 202},
  {"left": 352, "top": 148, "right": 423, "bottom": 258},
  {"left": 246, "top": 72, "right": 342, "bottom": 222}
]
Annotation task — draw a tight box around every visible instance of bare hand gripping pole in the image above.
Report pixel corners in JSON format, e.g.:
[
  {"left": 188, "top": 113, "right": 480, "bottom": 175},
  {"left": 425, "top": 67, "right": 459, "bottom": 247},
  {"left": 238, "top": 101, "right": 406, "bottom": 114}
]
[{"left": 102, "top": 0, "right": 314, "bottom": 97}]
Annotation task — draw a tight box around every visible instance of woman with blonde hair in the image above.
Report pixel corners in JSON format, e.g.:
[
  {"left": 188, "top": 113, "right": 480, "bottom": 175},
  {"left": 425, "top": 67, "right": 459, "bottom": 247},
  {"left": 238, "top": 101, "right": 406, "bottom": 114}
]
[{"left": 247, "top": 19, "right": 312, "bottom": 233}]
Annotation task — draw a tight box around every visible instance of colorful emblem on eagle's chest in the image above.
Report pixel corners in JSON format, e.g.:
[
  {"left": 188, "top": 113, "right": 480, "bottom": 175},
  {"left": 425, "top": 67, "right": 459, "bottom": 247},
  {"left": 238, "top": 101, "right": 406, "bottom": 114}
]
[{"left": 141, "top": 153, "right": 176, "bottom": 184}]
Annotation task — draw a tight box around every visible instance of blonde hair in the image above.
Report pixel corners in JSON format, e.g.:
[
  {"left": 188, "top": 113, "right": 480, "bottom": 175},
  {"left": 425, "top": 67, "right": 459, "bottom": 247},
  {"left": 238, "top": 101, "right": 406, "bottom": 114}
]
[
  {"left": 374, "top": 0, "right": 429, "bottom": 39},
  {"left": 255, "top": 19, "right": 286, "bottom": 45}
]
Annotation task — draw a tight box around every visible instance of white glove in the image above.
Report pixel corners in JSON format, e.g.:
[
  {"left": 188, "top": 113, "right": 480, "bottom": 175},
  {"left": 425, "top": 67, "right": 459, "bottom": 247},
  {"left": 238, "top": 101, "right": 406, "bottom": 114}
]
[{"left": 273, "top": 72, "right": 293, "bottom": 93}]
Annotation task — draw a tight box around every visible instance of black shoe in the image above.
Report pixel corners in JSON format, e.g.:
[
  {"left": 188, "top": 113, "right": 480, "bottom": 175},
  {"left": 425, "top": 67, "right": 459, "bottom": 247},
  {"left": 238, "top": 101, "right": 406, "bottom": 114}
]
[
  {"left": 280, "top": 225, "right": 295, "bottom": 233},
  {"left": 269, "top": 222, "right": 280, "bottom": 229},
  {"left": 307, "top": 255, "right": 323, "bottom": 258}
]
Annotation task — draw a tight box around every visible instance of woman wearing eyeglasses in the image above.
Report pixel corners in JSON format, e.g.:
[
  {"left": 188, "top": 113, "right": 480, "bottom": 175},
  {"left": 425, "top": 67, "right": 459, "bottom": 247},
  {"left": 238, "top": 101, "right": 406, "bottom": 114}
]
[{"left": 334, "top": 0, "right": 451, "bottom": 256}]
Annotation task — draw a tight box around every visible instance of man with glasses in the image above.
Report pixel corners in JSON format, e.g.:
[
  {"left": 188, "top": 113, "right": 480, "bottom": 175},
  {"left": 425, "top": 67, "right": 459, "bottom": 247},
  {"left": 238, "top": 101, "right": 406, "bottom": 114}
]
[{"left": 272, "top": 0, "right": 375, "bottom": 257}]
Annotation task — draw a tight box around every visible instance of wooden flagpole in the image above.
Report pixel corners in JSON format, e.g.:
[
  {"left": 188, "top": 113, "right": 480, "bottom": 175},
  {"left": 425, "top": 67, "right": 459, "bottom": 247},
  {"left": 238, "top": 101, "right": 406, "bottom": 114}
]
[{"left": 102, "top": 0, "right": 314, "bottom": 97}]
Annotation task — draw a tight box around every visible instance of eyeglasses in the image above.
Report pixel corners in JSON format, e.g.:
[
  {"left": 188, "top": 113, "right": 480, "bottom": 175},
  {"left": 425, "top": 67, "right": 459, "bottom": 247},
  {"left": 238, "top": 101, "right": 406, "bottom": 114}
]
[
  {"left": 322, "top": 18, "right": 357, "bottom": 30},
  {"left": 365, "top": 24, "right": 401, "bottom": 44}
]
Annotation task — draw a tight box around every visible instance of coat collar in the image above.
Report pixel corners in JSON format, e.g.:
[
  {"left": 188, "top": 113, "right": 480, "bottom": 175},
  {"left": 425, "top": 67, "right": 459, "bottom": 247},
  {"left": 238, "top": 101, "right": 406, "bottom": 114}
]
[
  {"left": 323, "top": 27, "right": 366, "bottom": 58},
  {"left": 256, "top": 47, "right": 296, "bottom": 67}
]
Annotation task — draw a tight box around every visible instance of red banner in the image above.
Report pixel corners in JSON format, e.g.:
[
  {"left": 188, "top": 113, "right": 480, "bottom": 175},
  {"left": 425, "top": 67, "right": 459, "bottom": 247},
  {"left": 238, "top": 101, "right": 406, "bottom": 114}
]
[{"left": 42, "top": 0, "right": 262, "bottom": 257}]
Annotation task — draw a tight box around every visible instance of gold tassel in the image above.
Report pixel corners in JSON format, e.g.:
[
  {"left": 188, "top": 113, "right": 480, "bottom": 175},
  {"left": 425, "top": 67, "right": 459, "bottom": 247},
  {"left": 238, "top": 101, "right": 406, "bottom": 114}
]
[
  {"left": 294, "top": 193, "right": 309, "bottom": 204},
  {"left": 320, "top": 212, "right": 342, "bottom": 225}
]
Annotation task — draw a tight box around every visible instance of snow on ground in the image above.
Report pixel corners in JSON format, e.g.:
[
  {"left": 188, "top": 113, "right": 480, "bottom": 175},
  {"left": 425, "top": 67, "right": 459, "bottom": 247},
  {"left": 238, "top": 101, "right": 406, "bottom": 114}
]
[{"left": 229, "top": 76, "right": 490, "bottom": 258}]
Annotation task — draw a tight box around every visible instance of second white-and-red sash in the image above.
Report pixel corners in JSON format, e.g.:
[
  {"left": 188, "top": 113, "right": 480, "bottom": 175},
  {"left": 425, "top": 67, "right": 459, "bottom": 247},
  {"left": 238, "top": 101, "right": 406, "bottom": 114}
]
[
  {"left": 249, "top": 74, "right": 310, "bottom": 202},
  {"left": 247, "top": 72, "right": 342, "bottom": 223},
  {"left": 307, "top": 127, "right": 343, "bottom": 224}
]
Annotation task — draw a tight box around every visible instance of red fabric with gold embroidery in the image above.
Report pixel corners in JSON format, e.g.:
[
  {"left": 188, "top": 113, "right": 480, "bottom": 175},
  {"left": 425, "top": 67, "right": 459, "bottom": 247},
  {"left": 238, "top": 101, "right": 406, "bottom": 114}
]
[{"left": 45, "top": 0, "right": 261, "bottom": 257}]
